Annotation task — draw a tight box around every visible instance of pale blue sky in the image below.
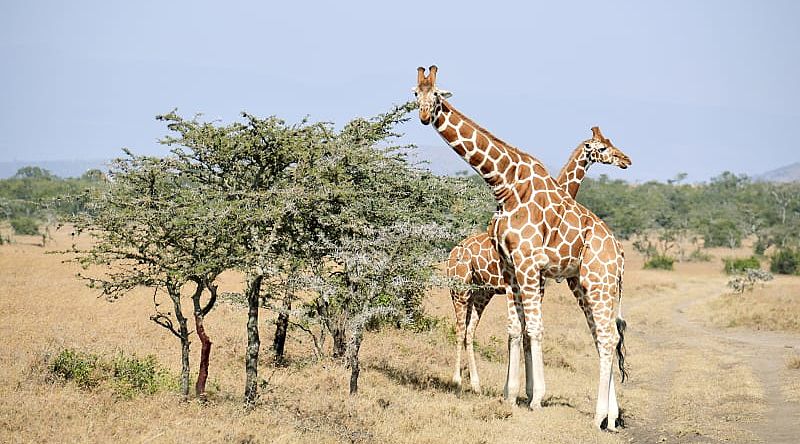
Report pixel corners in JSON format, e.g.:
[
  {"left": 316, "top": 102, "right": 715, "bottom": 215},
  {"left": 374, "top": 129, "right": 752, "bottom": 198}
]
[{"left": 1, "top": 1, "right": 798, "bottom": 181}]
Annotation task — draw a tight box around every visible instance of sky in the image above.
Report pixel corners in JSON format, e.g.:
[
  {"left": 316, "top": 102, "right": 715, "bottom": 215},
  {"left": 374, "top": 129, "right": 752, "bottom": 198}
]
[{"left": 1, "top": 1, "right": 799, "bottom": 182}]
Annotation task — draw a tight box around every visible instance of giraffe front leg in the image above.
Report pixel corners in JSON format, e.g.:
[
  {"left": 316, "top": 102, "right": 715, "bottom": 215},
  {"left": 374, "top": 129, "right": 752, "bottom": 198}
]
[
  {"left": 502, "top": 285, "right": 524, "bottom": 406},
  {"left": 450, "top": 291, "right": 468, "bottom": 390},
  {"left": 465, "top": 294, "right": 486, "bottom": 393},
  {"left": 519, "top": 270, "right": 546, "bottom": 409}
]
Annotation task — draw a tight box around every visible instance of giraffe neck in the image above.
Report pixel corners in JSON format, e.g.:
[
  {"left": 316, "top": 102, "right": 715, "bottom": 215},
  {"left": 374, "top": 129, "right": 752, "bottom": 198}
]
[
  {"left": 432, "top": 100, "right": 554, "bottom": 206},
  {"left": 556, "top": 145, "right": 591, "bottom": 199}
]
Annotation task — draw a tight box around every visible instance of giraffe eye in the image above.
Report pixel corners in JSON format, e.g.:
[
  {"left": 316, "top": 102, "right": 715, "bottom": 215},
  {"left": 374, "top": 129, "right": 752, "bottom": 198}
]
[{"left": 599, "top": 147, "right": 608, "bottom": 152}]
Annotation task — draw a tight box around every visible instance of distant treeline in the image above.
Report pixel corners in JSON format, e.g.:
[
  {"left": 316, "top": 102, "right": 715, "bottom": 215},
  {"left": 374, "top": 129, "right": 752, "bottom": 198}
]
[
  {"left": 0, "top": 166, "right": 104, "bottom": 235},
  {"left": 458, "top": 170, "right": 800, "bottom": 268},
  {"left": 2, "top": 160, "right": 800, "bottom": 264},
  {"left": 578, "top": 172, "right": 800, "bottom": 253}
]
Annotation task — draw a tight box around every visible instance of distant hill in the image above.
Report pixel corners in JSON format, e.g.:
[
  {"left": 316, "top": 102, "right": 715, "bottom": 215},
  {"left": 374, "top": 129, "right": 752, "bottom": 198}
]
[
  {"left": 755, "top": 162, "right": 800, "bottom": 183},
  {"left": 0, "top": 159, "right": 109, "bottom": 179}
]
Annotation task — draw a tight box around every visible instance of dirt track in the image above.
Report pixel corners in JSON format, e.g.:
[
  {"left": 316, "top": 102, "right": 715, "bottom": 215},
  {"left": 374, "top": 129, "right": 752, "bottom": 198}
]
[{"left": 622, "top": 276, "right": 800, "bottom": 443}]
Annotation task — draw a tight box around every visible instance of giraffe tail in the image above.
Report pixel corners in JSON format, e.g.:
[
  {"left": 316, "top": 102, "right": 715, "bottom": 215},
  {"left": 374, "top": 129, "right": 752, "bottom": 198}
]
[{"left": 615, "top": 274, "right": 628, "bottom": 383}]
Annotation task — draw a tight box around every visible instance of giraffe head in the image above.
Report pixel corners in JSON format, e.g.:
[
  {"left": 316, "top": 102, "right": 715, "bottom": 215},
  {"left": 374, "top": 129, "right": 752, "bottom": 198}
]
[
  {"left": 583, "top": 126, "right": 632, "bottom": 169},
  {"left": 413, "top": 65, "right": 452, "bottom": 125}
]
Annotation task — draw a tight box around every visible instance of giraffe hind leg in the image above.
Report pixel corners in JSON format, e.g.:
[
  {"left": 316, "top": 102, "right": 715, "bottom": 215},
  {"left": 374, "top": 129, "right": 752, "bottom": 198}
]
[
  {"left": 450, "top": 289, "right": 469, "bottom": 389},
  {"left": 465, "top": 289, "right": 493, "bottom": 393}
]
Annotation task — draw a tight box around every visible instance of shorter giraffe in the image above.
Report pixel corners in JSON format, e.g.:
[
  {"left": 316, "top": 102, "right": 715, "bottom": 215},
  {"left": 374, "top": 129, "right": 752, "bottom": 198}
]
[{"left": 448, "top": 128, "right": 631, "bottom": 393}]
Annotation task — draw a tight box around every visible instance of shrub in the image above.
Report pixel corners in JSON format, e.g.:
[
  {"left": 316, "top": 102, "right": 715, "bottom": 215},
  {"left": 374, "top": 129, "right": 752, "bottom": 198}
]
[
  {"left": 644, "top": 254, "right": 674, "bottom": 270},
  {"left": 727, "top": 268, "right": 774, "bottom": 294},
  {"left": 47, "top": 348, "right": 175, "bottom": 398},
  {"left": 48, "top": 348, "right": 103, "bottom": 389},
  {"left": 10, "top": 217, "right": 40, "bottom": 235},
  {"left": 110, "top": 353, "right": 176, "bottom": 399},
  {"left": 688, "top": 248, "right": 713, "bottom": 262},
  {"left": 770, "top": 248, "right": 800, "bottom": 275},
  {"left": 723, "top": 256, "right": 761, "bottom": 274}
]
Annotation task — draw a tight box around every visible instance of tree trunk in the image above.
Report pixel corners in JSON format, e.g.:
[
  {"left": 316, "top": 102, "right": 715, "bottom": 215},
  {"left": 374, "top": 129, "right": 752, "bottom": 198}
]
[
  {"left": 272, "top": 296, "right": 291, "bottom": 365},
  {"left": 332, "top": 326, "right": 347, "bottom": 359},
  {"left": 168, "top": 287, "right": 191, "bottom": 399},
  {"left": 194, "top": 312, "right": 212, "bottom": 400},
  {"left": 179, "top": 327, "right": 190, "bottom": 399},
  {"left": 347, "top": 328, "right": 363, "bottom": 395},
  {"left": 191, "top": 278, "right": 216, "bottom": 401},
  {"left": 244, "top": 275, "right": 263, "bottom": 405}
]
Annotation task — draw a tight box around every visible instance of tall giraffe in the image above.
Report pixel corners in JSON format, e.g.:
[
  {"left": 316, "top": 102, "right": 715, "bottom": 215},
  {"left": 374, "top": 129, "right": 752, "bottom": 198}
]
[
  {"left": 414, "top": 66, "right": 627, "bottom": 430},
  {"left": 448, "top": 127, "right": 631, "bottom": 395}
]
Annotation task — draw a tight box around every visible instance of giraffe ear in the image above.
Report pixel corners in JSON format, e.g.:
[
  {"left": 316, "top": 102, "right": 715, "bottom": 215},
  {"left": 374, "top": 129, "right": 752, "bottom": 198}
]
[{"left": 437, "top": 89, "right": 452, "bottom": 99}]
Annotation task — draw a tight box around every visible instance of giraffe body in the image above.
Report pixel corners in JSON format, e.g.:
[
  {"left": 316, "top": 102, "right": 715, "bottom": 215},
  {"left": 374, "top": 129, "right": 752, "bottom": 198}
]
[
  {"left": 447, "top": 133, "right": 631, "bottom": 396},
  {"left": 414, "top": 66, "right": 629, "bottom": 430}
]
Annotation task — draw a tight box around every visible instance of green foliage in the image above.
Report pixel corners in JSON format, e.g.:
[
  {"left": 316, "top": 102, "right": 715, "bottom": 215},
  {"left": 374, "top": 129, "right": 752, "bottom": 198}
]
[
  {"left": 48, "top": 348, "right": 175, "bottom": 397},
  {"left": 10, "top": 216, "right": 40, "bottom": 235},
  {"left": 49, "top": 348, "right": 103, "bottom": 389},
  {"left": 643, "top": 254, "right": 674, "bottom": 270},
  {"left": 770, "top": 248, "right": 800, "bottom": 275},
  {"left": 723, "top": 256, "right": 761, "bottom": 274},
  {"left": 110, "top": 353, "right": 177, "bottom": 399},
  {"left": 577, "top": 173, "right": 800, "bottom": 254},
  {"left": 0, "top": 167, "right": 103, "bottom": 222}
]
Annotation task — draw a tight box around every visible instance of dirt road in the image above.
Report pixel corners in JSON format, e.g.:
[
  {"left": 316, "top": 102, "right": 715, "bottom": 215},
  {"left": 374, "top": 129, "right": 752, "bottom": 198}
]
[{"left": 622, "top": 275, "right": 800, "bottom": 443}]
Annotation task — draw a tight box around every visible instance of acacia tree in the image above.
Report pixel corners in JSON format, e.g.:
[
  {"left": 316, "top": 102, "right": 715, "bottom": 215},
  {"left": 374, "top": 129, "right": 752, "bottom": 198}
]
[
  {"left": 155, "top": 110, "right": 330, "bottom": 404},
  {"left": 72, "top": 153, "right": 232, "bottom": 399},
  {"left": 285, "top": 105, "right": 484, "bottom": 394}
]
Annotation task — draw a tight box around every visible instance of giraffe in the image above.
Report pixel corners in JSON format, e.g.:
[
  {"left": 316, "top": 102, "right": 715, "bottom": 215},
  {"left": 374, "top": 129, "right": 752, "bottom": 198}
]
[
  {"left": 414, "top": 66, "right": 628, "bottom": 430},
  {"left": 448, "top": 127, "right": 631, "bottom": 395}
]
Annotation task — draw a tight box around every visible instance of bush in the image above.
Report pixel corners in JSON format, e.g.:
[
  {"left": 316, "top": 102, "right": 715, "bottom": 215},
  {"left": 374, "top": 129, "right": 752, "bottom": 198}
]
[
  {"left": 688, "top": 248, "right": 713, "bottom": 262},
  {"left": 727, "top": 268, "right": 773, "bottom": 294},
  {"left": 10, "top": 217, "right": 40, "bottom": 235},
  {"left": 644, "top": 254, "right": 674, "bottom": 270},
  {"left": 770, "top": 248, "right": 800, "bottom": 275},
  {"left": 723, "top": 256, "right": 760, "bottom": 274},
  {"left": 47, "top": 348, "right": 175, "bottom": 398},
  {"left": 49, "top": 348, "right": 103, "bottom": 389},
  {"left": 111, "top": 353, "right": 176, "bottom": 399}
]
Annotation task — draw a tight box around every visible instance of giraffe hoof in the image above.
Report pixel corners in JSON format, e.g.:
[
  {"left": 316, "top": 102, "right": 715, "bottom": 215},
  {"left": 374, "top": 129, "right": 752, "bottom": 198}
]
[{"left": 595, "top": 415, "right": 607, "bottom": 431}]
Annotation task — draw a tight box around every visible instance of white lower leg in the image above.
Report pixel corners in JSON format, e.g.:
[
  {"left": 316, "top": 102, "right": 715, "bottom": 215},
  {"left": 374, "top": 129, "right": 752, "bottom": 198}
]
[
  {"left": 466, "top": 308, "right": 481, "bottom": 393},
  {"left": 466, "top": 335, "right": 481, "bottom": 392},
  {"left": 594, "top": 361, "right": 612, "bottom": 430},
  {"left": 607, "top": 375, "right": 620, "bottom": 431},
  {"left": 523, "top": 335, "right": 534, "bottom": 404},
  {"left": 504, "top": 334, "right": 522, "bottom": 405},
  {"left": 453, "top": 331, "right": 463, "bottom": 387},
  {"left": 528, "top": 334, "right": 546, "bottom": 408}
]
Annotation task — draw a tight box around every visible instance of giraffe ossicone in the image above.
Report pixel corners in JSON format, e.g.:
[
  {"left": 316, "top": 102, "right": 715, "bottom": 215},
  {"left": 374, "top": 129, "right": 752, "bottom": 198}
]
[{"left": 414, "top": 65, "right": 629, "bottom": 431}]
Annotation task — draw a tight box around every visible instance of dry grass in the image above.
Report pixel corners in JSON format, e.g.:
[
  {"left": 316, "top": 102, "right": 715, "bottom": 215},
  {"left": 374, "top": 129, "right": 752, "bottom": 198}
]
[
  {"left": 702, "top": 277, "right": 800, "bottom": 333},
  {"left": 2, "top": 229, "right": 799, "bottom": 442}
]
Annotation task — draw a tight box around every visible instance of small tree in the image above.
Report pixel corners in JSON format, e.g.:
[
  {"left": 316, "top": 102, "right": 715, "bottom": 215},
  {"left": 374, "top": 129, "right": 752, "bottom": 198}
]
[
  {"left": 285, "top": 105, "right": 476, "bottom": 394},
  {"left": 727, "top": 269, "right": 773, "bottom": 294},
  {"left": 72, "top": 153, "right": 231, "bottom": 399}
]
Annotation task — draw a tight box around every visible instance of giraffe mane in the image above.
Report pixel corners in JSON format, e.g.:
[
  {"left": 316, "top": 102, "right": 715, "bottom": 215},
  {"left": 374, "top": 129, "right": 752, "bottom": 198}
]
[
  {"left": 441, "top": 100, "right": 543, "bottom": 168},
  {"left": 556, "top": 144, "right": 585, "bottom": 182}
]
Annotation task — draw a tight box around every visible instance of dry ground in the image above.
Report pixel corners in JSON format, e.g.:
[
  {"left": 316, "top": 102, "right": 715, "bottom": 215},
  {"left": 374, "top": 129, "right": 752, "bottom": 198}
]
[{"left": 1, "top": 229, "right": 799, "bottom": 443}]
